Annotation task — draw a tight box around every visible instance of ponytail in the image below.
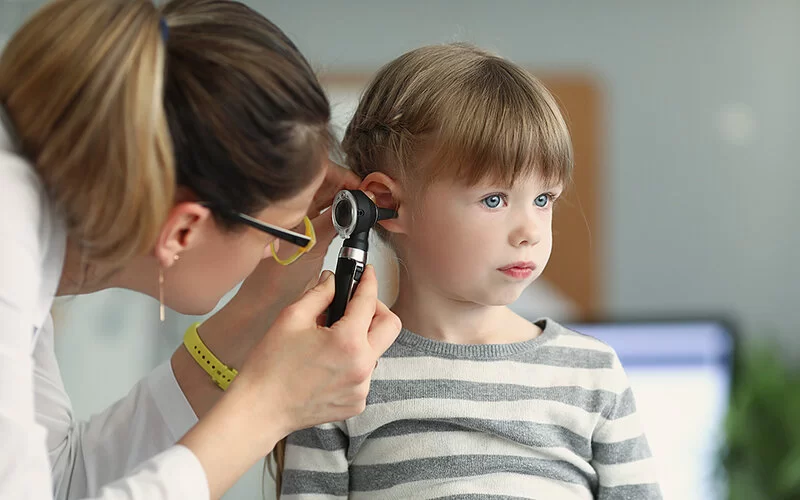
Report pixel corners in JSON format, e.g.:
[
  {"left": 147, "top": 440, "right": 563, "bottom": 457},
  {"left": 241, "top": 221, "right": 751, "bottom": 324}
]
[{"left": 0, "top": 0, "right": 174, "bottom": 265}]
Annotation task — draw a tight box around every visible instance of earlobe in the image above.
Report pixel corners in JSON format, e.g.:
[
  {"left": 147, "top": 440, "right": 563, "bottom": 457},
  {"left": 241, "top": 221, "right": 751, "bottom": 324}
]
[
  {"left": 153, "top": 202, "right": 211, "bottom": 267},
  {"left": 359, "top": 172, "right": 407, "bottom": 235}
]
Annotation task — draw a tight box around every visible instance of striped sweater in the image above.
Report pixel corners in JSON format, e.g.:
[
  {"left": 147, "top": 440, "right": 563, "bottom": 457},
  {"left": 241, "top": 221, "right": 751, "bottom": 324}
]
[{"left": 281, "top": 319, "right": 662, "bottom": 499}]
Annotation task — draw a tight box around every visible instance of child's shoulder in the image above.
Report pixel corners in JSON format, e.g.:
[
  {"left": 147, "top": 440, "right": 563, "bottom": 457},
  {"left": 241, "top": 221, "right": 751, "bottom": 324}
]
[
  {"left": 541, "top": 318, "right": 618, "bottom": 354},
  {"left": 541, "top": 319, "right": 635, "bottom": 387},
  {"left": 535, "top": 318, "right": 624, "bottom": 370}
]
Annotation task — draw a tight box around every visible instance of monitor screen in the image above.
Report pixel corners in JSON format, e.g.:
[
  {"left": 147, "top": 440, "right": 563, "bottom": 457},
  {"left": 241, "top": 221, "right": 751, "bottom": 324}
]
[{"left": 566, "top": 320, "right": 734, "bottom": 500}]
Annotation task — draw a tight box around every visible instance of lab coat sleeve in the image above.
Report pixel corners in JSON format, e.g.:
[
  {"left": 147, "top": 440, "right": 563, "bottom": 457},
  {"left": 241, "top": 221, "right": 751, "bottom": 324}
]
[
  {"left": 33, "top": 316, "right": 209, "bottom": 500},
  {"left": 0, "top": 126, "right": 55, "bottom": 500}
]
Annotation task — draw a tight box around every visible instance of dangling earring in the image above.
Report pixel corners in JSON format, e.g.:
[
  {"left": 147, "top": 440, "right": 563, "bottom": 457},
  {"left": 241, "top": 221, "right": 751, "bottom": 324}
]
[
  {"left": 159, "top": 254, "right": 180, "bottom": 322},
  {"left": 159, "top": 268, "right": 165, "bottom": 322}
]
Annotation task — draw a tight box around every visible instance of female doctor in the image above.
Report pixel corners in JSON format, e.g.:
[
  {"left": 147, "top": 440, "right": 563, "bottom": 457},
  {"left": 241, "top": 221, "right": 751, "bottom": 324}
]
[{"left": 0, "top": 0, "right": 401, "bottom": 498}]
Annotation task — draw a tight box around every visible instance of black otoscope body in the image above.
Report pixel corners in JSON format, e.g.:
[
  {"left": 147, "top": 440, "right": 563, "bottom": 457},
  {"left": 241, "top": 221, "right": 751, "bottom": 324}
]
[{"left": 326, "top": 190, "right": 397, "bottom": 326}]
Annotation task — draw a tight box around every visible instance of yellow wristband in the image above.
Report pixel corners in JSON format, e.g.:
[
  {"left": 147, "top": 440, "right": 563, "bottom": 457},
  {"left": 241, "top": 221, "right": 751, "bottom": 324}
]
[{"left": 183, "top": 322, "right": 238, "bottom": 391}]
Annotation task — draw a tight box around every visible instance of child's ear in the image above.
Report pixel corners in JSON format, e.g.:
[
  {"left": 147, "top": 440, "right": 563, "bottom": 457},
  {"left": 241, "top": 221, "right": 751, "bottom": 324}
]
[{"left": 359, "top": 172, "right": 407, "bottom": 235}]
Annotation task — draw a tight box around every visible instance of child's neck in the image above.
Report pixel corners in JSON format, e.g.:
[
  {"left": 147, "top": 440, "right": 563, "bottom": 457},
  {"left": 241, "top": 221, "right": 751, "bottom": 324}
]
[{"left": 391, "top": 274, "right": 541, "bottom": 345}]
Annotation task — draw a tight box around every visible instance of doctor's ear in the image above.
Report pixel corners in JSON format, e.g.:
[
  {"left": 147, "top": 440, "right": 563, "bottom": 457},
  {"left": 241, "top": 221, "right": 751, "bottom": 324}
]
[{"left": 153, "top": 202, "right": 213, "bottom": 268}]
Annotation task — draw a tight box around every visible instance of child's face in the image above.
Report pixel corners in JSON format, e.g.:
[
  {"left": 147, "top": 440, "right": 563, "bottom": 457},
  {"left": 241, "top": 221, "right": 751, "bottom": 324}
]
[{"left": 404, "top": 173, "right": 563, "bottom": 306}]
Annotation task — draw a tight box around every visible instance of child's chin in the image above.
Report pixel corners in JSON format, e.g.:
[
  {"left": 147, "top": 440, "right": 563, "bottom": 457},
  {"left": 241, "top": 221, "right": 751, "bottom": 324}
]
[{"left": 481, "top": 289, "right": 527, "bottom": 307}]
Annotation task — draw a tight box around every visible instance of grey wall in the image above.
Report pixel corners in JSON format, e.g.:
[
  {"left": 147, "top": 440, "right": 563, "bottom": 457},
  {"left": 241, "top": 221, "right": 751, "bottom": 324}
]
[{"left": 249, "top": 0, "right": 800, "bottom": 351}]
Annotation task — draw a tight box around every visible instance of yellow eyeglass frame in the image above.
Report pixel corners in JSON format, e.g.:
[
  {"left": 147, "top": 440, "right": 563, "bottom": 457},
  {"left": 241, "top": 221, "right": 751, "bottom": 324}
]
[{"left": 270, "top": 215, "right": 316, "bottom": 265}]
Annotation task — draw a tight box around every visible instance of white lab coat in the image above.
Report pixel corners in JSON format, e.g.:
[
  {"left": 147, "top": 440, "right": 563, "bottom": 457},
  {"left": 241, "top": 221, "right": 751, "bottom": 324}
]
[{"left": 1, "top": 110, "right": 209, "bottom": 499}]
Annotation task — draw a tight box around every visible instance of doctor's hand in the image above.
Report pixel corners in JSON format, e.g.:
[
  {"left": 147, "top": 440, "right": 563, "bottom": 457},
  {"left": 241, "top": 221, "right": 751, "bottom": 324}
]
[
  {"left": 233, "top": 265, "right": 400, "bottom": 433},
  {"left": 178, "top": 265, "right": 399, "bottom": 499}
]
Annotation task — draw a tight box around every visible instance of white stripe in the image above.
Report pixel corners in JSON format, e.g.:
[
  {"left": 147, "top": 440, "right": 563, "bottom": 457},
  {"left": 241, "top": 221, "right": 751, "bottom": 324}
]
[
  {"left": 349, "top": 472, "right": 593, "bottom": 500},
  {"left": 353, "top": 430, "right": 595, "bottom": 476},
  {"left": 592, "top": 412, "right": 646, "bottom": 444},
  {"left": 548, "top": 335, "right": 617, "bottom": 354},
  {"left": 316, "top": 422, "right": 343, "bottom": 431},
  {"left": 594, "top": 457, "right": 660, "bottom": 487},
  {"left": 375, "top": 356, "right": 624, "bottom": 393},
  {"left": 284, "top": 444, "right": 347, "bottom": 473},
  {"left": 348, "top": 398, "right": 601, "bottom": 439}
]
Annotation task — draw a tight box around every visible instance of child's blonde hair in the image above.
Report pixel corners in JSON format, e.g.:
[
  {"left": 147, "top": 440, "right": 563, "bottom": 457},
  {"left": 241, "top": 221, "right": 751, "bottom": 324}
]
[{"left": 344, "top": 43, "right": 573, "bottom": 206}]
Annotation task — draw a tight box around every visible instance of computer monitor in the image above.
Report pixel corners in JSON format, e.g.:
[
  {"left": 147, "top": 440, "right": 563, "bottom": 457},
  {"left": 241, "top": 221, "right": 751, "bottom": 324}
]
[{"left": 566, "top": 319, "right": 735, "bottom": 500}]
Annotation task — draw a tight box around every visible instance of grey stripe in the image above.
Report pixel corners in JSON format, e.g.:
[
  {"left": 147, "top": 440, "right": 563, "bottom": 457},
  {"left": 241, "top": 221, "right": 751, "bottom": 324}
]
[
  {"left": 434, "top": 496, "right": 532, "bottom": 500},
  {"left": 383, "top": 344, "right": 615, "bottom": 369},
  {"left": 513, "top": 346, "right": 615, "bottom": 368},
  {"left": 349, "top": 455, "right": 592, "bottom": 492},
  {"left": 602, "top": 387, "right": 637, "bottom": 420},
  {"left": 597, "top": 483, "right": 663, "bottom": 499},
  {"left": 280, "top": 470, "right": 349, "bottom": 496},
  {"left": 592, "top": 435, "right": 653, "bottom": 465},
  {"left": 287, "top": 427, "right": 347, "bottom": 451},
  {"left": 352, "top": 418, "right": 592, "bottom": 461},
  {"left": 367, "top": 379, "right": 619, "bottom": 413}
]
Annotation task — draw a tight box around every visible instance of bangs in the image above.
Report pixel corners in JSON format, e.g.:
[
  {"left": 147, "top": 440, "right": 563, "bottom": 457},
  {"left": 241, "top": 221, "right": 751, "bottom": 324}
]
[{"left": 422, "top": 59, "right": 573, "bottom": 189}]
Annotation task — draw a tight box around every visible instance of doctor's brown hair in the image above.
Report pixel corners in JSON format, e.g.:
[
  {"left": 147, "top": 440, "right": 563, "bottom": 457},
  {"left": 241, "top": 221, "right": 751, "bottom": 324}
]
[{"left": 0, "top": 0, "right": 331, "bottom": 269}]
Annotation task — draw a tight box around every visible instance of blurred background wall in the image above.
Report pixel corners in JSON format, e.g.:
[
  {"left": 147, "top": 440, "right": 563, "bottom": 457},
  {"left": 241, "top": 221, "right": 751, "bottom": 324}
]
[
  {"left": 255, "top": 0, "right": 800, "bottom": 351},
  {"left": 3, "top": 0, "right": 799, "bottom": 498}
]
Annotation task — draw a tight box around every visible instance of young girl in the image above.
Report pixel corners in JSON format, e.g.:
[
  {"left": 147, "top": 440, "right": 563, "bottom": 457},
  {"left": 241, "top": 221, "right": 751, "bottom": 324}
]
[{"left": 277, "top": 43, "right": 662, "bottom": 499}]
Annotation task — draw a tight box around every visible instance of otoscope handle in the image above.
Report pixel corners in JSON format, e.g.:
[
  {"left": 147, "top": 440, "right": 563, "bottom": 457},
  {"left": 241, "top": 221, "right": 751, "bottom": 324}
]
[{"left": 326, "top": 256, "right": 364, "bottom": 326}]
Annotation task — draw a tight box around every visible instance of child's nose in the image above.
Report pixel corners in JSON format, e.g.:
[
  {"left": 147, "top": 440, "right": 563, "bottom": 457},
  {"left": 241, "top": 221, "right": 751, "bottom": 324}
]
[{"left": 509, "top": 213, "right": 541, "bottom": 247}]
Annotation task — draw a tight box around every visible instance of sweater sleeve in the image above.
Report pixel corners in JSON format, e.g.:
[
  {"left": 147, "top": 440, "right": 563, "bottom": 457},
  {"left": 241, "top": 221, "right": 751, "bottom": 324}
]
[
  {"left": 591, "top": 353, "right": 663, "bottom": 499},
  {"left": 280, "top": 422, "right": 350, "bottom": 499}
]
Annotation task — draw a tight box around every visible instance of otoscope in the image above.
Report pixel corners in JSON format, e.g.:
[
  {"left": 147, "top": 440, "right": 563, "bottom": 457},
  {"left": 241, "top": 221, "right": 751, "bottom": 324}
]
[{"left": 326, "top": 190, "right": 398, "bottom": 327}]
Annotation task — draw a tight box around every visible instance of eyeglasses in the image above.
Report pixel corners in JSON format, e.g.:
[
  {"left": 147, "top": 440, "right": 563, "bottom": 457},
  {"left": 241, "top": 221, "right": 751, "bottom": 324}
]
[{"left": 202, "top": 204, "right": 316, "bottom": 266}]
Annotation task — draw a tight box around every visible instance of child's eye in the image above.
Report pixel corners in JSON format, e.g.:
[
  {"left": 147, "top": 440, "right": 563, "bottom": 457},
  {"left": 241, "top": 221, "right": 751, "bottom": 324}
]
[
  {"left": 481, "top": 194, "right": 506, "bottom": 209},
  {"left": 534, "top": 193, "right": 555, "bottom": 208}
]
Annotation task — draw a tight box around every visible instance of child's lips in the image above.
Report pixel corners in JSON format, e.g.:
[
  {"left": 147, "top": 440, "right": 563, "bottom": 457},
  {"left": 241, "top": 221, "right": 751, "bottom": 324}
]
[
  {"left": 498, "top": 261, "right": 536, "bottom": 271},
  {"left": 498, "top": 262, "right": 536, "bottom": 279}
]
